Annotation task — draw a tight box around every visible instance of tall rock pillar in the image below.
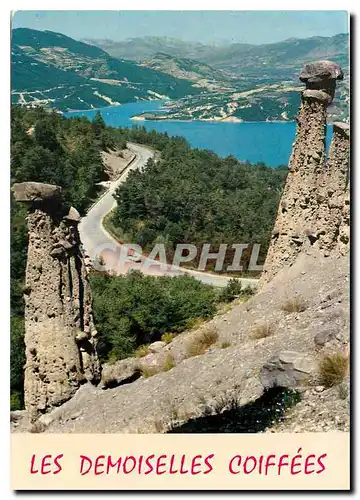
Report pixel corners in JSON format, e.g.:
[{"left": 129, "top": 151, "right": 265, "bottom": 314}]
[
  {"left": 315, "top": 121, "right": 350, "bottom": 254},
  {"left": 260, "top": 61, "right": 345, "bottom": 286},
  {"left": 13, "top": 182, "right": 101, "bottom": 422}
]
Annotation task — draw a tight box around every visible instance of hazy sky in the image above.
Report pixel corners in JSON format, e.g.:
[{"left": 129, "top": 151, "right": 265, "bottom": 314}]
[{"left": 12, "top": 10, "right": 348, "bottom": 45}]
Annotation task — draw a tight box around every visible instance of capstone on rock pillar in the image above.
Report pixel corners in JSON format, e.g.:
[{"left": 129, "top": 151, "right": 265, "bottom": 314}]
[{"left": 260, "top": 60, "right": 344, "bottom": 286}]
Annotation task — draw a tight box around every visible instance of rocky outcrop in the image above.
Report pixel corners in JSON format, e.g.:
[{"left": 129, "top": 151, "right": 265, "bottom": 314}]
[
  {"left": 260, "top": 351, "right": 315, "bottom": 389},
  {"left": 100, "top": 358, "right": 141, "bottom": 389},
  {"left": 13, "top": 182, "right": 101, "bottom": 422},
  {"left": 260, "top": 61, "right": 349, "bottom": 285},
  {"left": 318, "top": 122, "right": 350, "bottom": 255}
]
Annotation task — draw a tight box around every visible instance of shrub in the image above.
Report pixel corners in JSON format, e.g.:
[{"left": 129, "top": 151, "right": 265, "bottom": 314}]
[
  {"left": 251, "top": 322, "right": 273, "bottom": 339},
  {"left": 107, "top": 351, "right": 120, "bottom": 365},
  {"left": 10, "top": 316, "right": 25, "bottom": 410},
  {"left": 213, "top": 394, "right": 240, "bottom": 414},
  {"left": 219, "top": 279, "right": 254, "bottom": 303},
  {"left": 10, "top": 391, "right": 23, "bottom": 411},
  {"left": 281, "top": 296, "right": 307, "bottom": 313},
  {"left": 186, "top": 327, "right": 219, "bottom": 358},
  {"left": 318, "top": 353, "right": 349, "bottom": 388},
  {"left": 160, "top": 354, "right": 176, "bottom": 372}
]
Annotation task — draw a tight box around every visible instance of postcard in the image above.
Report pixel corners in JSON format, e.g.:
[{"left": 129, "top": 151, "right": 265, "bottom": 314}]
[{"left": 10, "top": 9, "right": 350, "bottom": 491}]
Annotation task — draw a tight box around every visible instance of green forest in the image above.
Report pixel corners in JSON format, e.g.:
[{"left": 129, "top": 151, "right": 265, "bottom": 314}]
[
  {"left": 10, "top": 107, "right": 286, "bottom": 410},
  {"left": 110, "top": 126, "right": 288, "bottom": 272}
]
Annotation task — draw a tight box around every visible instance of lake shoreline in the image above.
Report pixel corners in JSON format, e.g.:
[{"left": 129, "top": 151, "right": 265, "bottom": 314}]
[
  {"left": 131, "top": 115, "right": 296, "bottom": 125},
  {"left": 63, "top": 101, "right": 339, "bottom": 127},
  {"left": 64, "top": 101, "right": 333, "bottom": 168},
  {"left": 63, "top": 99, "right": 166, "bottom": 114},
  {"left": 63, "top": 105, "right": 294, "bottom": 125}
]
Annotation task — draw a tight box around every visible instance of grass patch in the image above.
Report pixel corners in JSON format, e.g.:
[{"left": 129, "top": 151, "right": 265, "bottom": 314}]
[
  {"left": 161, "top": 332, "right": 177, "bottom": 345},
  {"left": 318, "top": 353, "right": 349, "bottom": 388},
  {"left": 217, "top": 303, "right": 232, "bottom": 315},
  {"left": 134, "top": 344, "right": 150, "bottom": 358},
  {"left": 186, "top": 327, "right": 219, "bottom": 358},
  {"left": 281, "top": 296, "right": 307, "bottom": 313},
  {"left": 186, "top": 317, "right": 206, "bottom": 330},
  {"left": 251, "top": 322, "right": 273, "bottom": 339},
  {"left": 140, "top": 354, "right": 176, "bottom": 378}
]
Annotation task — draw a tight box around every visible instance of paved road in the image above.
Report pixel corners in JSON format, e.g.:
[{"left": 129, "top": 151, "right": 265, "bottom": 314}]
[
  {"left": 79, "top": 142, "right": 152, "bottom": 262},
  {"left": 79, "top": 142, "right": 259, "bottom": 289}
]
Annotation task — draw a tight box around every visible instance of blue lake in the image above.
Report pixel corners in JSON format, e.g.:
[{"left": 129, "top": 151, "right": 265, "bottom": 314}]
[{"left": 65, "top": 101, "right": 332, "bottom": 168}]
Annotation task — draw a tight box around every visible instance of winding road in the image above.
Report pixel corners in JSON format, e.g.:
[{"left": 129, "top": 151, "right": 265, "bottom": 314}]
[{"left": 79, "top": 142, "right": 259, "bottom": 289}]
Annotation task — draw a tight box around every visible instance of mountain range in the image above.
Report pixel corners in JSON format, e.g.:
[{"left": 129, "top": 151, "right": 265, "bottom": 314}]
[
  {"left": 129, "top": 34, "right": 349, "bottom": 122},
  {"left": 12, "top": 28, "right": 349, "bottom": 121},
  {"left": 11, "top": 28, "right": 201, "bottom": 111},
  {"left": 82, "top": 36, "right": 216, "bottom": 63},
  {"left": 85, "top": 33, "right": 348, "bottom": 73}
]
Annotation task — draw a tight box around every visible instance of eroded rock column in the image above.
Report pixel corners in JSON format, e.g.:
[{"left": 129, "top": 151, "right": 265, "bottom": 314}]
[
  {"left": 315, "top": 121, "right": 350, "bottom": 254},
  {"left": 13, "top": 182, "right": 101, "bottom": 422},
  {"left": 260, "top": 61, "right": 344, "bottom": 286}
]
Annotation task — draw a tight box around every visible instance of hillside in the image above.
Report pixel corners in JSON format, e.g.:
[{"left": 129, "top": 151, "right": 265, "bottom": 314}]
[
  {"left": 200, "top": 34, "right": 349, "bottom": 74},
  {"left": 93, "top": 33, "right": 349, "bottom": 122},
  {"left": 10, "top": 106, "right": 281, "bottom": 409},
  {"left": 132, "top": 80, "right": 348, "bottom": 123},
  {"left": 11, "top": 28, "right": 201, "bottom": 111},
  {"left": 140, "top": 52, "right": 238, "bottom": 92},
  {"left": 83, "top": 36, "right": 215, "bottom": 62},
  {"left": 88, "top": 33, "right": 348, "bottom": 75},
  {"left": 12, "top": 29, "right": 349, "bottom": 121},
  {"left": 110, "top": 127, "right": 287, "bottom": 272},
  {"left": 12, "top": 247, "right": 350, "bottom": 434}
]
